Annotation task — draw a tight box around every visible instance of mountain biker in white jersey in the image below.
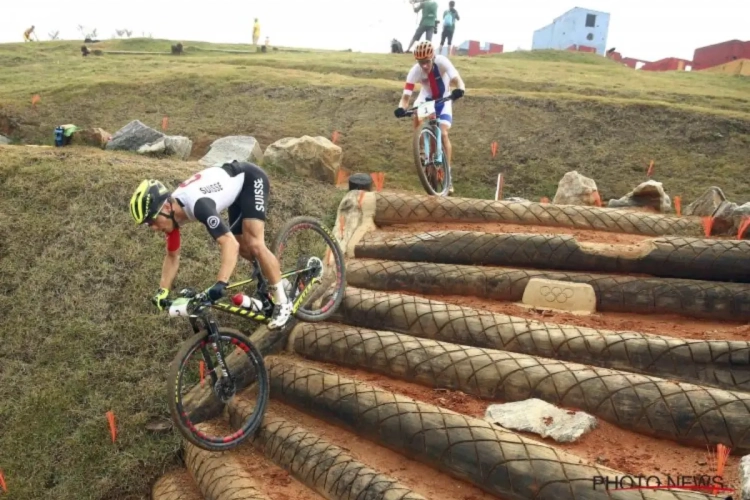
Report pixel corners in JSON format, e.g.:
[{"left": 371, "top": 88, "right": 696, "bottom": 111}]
[
  {"left": 128, "top": 160, "right": 293, "bottom": 329},
  {"left": 394, "top": 40, "right": 465, "bottom": 194}
]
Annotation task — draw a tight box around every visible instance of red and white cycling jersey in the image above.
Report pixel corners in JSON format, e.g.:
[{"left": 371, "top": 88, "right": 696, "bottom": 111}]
[{"left": 402, "top": 55, "right": 459, "bottom": 101}]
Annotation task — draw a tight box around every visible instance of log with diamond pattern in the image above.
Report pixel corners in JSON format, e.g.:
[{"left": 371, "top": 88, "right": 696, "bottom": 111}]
[
  {"left": 354, "top": 231, "right": 750, "bottom": 282},
  {"left": 345, "top": 259, "right": 750, "bottom": 321},
  {"left": 373, "top": 192, "right": 704, "bottom": 236},
  {"left": 266, "top": 357, "right": 725, "bottom": 500},
  {"left": 289, "top": 322, "right": 750, "bottom": 452},
  {"left": 332, "top": 287, "right": 750, "bottom": 392}
]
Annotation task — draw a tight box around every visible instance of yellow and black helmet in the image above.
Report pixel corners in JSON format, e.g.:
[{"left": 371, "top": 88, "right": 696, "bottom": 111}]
[{"left": 129, "top": 179, "right": 170, "bottom": 224}]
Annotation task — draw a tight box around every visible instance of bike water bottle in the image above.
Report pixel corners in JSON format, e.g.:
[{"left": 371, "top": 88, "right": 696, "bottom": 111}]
[{"left": 231, "top": 293, "right": 263, "bottom": 312}]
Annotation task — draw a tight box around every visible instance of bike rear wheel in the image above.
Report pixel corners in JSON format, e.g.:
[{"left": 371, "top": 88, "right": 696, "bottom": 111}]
[
  {"left": 271, "top": 215, "right": 346, "bottom": 322},
  {"left": 167, "top": 328, "right": 269, "bottom": 452},
  {"left": 412, "top": 121, "right": 451, "bottom": 196}
]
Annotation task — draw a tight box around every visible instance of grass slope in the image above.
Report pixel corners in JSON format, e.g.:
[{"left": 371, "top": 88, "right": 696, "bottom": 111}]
[
  {"left": 0, "top": 145, "right": 343, "bottom": 499},
  {"left": 0, "top": 39, "right": 748, "bottom": 202}
]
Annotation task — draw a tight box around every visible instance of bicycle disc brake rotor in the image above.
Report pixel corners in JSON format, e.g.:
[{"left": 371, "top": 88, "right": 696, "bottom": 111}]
[{"left": 306, "top": 256, "right": 324, "bottom": 281}]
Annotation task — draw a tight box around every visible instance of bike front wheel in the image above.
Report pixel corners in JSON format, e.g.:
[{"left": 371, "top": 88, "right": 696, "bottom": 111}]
[
  {"left": 167, "top": 328, "right": 269, "bottom": 452},
  {"left": 271, "top": 215, "right": 347, "bottom": 322},
  {"left": 412, "top": 121, "right": 451, "bottom": 196}
]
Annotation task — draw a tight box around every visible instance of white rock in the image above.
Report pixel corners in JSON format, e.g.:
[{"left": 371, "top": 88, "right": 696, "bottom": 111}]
[{"left": 485, "top": 399, "right": 597, "bottom": 443}]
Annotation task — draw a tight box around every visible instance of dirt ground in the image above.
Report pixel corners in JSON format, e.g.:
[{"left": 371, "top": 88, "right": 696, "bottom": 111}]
[{"left": 295, "top": 355, "right": 742, "bottom": 497}]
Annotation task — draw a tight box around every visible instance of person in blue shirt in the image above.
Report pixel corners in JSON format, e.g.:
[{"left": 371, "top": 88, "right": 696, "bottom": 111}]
[{"left": 440, "top": 1, "right": 460, "bottom": 55}]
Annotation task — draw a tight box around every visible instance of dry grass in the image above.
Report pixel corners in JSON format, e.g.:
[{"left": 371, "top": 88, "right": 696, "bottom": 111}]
[
  {"left": 0, "top": 146, "right": 343, "bottom": 499},
  {"left": 0, "top": 37, "right": 749, "bottom": 499},
  {"left": 1, "top": 38, "right": 749, "bottom": 202}
]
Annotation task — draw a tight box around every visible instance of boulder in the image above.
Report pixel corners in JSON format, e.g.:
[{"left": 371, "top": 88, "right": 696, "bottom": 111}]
[
  {"left": 70, "top": 127, "right": 112, "bottom": 149},
  {"left": 552, "top": 171, "right": 599, "bottom": 206},
  {"left": 0, "top": 135, "right": 10, "bottom": 145},
  {"left": 264, "top": 135, "right": 342, "bottom": 183},
  {"left": 105, "top": 120, "right": 165, "bottom": 152},
  {"left": 683, "top": 186, "right": 727, "bottom": 217},
  {"left": 137, "top": 135, "right": 193, "bottom": 160},
  {"left": 199, "top": 136, "right": 264, "bottom": 167},
  {"left": 607, "top": 180, "right": 671, "bottom": 212},
  {"left": 485, "top": 399, "right": 597, "bottom": 443}
]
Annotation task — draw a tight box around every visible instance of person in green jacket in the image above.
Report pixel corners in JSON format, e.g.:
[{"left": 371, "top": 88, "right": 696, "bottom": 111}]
[{"left": 406, "top": 0, "right": 438, "bottom": 53}]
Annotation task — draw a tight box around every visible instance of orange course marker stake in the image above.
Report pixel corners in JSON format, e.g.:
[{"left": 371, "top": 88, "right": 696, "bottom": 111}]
[
  {"left": 702, "top": 216, "right": 714, "bottom": 238},
  {"left": 738, "top": 216, "right": 750, "bottom": 240},
  {"left": 161, "top": 116, "right": 169, "bottom": 131},
  {"left": 106, "top": 411, "right": 117, "bottom": 443},
  {"left": 370, "top": 172, "right": 385, "bottom": 192},
  {"left": 332, "top": 131, "right": 340, "bottom": 144},
  {"left": 0, "top": 469, "right": 6, "bottom": 493},
  {"left": 592, "top": 191, "right": 602, "bottom": 207},
  {"left": 674, "top": 195, "right": 682, "bottom": 216},
  {"left": 31, "top": 94, "right": 41, "bottom": 107},
  {"left": 540, "top": 196, "right": 550, "bottom": 204},
  {"left": 646, "top": 160, "right": 655, "bottom": 177},
  {"left": 491, "top": 141, "right": 498, "bottom": 158}
]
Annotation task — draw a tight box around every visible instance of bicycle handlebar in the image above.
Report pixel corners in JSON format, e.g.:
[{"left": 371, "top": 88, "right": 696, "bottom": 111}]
[
  {"left": 402, "top": 95, "right": 454, "bottom": 118},
  {"left": 161, "top": 287, "right": 215, "bottom": 316}
]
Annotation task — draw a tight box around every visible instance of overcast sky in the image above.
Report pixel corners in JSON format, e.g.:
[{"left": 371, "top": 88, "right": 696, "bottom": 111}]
[{"left": 2, "top": 0, "right": 748, "bottom": 61}]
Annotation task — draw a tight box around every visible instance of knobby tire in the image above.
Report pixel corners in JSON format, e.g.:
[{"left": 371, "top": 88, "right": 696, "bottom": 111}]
[
  {"left": 270, "top": 215, "right": 347, "bottom": 322},
  {"left": 168, "top": 327, "right": 269, "bottom": 452},
  {"left": 412, "top": 122, "right": 451, "bottom": 196}
]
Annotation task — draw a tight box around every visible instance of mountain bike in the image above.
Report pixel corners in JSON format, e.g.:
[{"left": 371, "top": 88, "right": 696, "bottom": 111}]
[
  {"left": 400, "top": 95, "right": 454, "bottom": 196},
  {"left": 161, "top": 215, "right": 346, "bottom": 452}
]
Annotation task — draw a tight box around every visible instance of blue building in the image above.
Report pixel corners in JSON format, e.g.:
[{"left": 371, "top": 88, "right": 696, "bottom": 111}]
[{"left": 532, "top": 7, "right": 610, "bottom": 56}]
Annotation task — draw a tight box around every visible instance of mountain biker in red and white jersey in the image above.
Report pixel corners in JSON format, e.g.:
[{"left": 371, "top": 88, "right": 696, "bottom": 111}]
[
  {"left": 128, "top": 160, "right": 293, "bottom": 329},
  {"left": 394, "top": 40, "right": 465, "bottom": 194}
]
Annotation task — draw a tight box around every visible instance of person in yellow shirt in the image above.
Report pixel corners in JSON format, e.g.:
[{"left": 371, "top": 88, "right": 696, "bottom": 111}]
[
  {"left": 23, "top": 26, "right": 36, "bottom": 42},
  {"left": 253, "top": 19, "right": 261, "bottom": 46}
]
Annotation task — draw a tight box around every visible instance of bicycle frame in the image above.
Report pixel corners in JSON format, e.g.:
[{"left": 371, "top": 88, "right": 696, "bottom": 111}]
[
  {"left": 173, "top": 259, "right": 318, "bottom": 395},
  {"left": 422, "top": 118, "right": 444, "bottom": 165},
  {"left": 409, "top": 95, "right": 451, "bottom": 166}
]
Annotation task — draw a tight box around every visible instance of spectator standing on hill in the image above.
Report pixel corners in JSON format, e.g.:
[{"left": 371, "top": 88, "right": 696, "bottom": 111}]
[
  {"left": 440, "top": 2, "right": 460, "bottom": 55},
  {"left": 253, "top": 18, "right": 261, "bottom": 46},
  {"left": 406, "top": 0, "right": 438, "bottom": 53},
  {"left": 23, "top": 26, "right": 36, "bottom": 42}
]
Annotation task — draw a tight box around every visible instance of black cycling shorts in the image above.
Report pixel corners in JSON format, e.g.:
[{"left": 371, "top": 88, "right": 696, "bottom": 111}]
[{"left": 221, "top": 161, "right": 270, "bottom": 234}]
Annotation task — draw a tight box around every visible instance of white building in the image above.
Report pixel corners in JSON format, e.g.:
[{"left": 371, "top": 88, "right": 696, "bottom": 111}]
[{"left": 532, "top": 7, "right": 610, "bottom": 56}]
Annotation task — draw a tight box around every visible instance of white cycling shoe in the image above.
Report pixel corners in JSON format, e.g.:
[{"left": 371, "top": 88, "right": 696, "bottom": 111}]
[{"left": 268, "top": 301, "right": 293, "bottom": 329}]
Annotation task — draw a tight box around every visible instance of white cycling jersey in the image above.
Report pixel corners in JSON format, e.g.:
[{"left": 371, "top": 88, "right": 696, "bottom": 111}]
[
  {"left": 402, "top": 54, "right": 459, "bottom": 101},
  {"left": 171, "top": 166, "right": 244, "bottom": 223}
]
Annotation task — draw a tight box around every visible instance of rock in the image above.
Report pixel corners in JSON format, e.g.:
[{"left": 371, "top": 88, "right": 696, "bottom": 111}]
[
  {"left": 553, "top": 171, "right": 599, "bottom": 206},
  {"left": 0, "top": 134, "right": 10, "bottom": 145},
  {"left": 106, "top": 120, "right": 165, "bottom": 152},
  {"left": 264, "top": 135, "right": 342, "bottom": 183},
  {"left": 683, "top": 186, "right": 727, "bottom": 217},
  {"left": 144, "top": 417, "right": 172, "bottom": 434},
  {"left": 137, "top": 135, "right": 193, "bottom": 160},
  {"left": 732, "top": 202, "right": 750, "bottom": 235},
  {"left": 164, "top": 136, "right": 192, "bottom": 160},
  {"left": 199, "top": 135, "right": 264, "bottom": 167},
  {"left": 70, "top": 127, "right": 112, "bottom": 149},
  {"left": 505, "top": 197, "right": 530, "bottom": 203},
  {"left": 485, "top": 399, "right": 597, "bottom": 443},
  {"left": 740, "top": 455, "right": 750, "bottom": 500},
  {"left": 521, "top": 278, "right": 597, "bottom": 314},
  {"left": 607, "top": 180, "right": 671, "bottom": 212}
]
